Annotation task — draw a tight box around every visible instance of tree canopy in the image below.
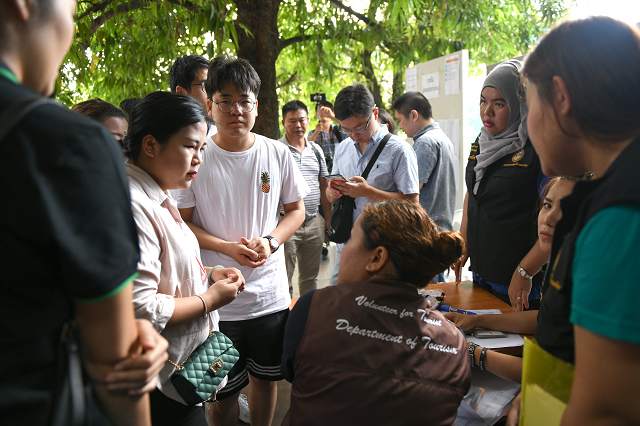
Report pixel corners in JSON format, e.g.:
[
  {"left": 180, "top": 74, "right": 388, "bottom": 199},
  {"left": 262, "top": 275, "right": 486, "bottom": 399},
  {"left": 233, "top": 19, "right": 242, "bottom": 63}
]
[{"left": 63, "top": 0, "right": 570, "bottom": 138}]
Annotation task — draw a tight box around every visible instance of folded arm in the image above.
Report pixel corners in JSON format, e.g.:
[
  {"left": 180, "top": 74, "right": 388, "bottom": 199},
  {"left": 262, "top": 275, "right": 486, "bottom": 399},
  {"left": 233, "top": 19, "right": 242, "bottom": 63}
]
[{"left": 75, "top": 283, "right": 151, "bottom": 426}]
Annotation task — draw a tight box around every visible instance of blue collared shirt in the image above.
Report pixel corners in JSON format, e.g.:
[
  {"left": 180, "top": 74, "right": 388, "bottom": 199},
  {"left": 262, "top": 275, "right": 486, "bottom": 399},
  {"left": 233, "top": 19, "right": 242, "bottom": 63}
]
[
  {"left": 332, "top": 125, "right": 419, "bottom": 226},
  {"left": 412, "top": 122, "right": 457, "bottom": 231}
]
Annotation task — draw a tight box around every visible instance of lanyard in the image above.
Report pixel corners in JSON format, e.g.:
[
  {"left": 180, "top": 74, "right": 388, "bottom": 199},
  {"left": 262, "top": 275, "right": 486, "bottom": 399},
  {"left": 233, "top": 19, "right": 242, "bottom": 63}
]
[{"left": 0, "top": 66, "right": 19, "bottom": 85}]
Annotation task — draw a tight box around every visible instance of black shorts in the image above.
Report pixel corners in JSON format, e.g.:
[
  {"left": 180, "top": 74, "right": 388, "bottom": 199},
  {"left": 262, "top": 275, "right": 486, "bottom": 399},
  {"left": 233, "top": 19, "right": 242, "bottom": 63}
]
[{"left": 215, "top": 308, "right": 289, "bottom": 400}]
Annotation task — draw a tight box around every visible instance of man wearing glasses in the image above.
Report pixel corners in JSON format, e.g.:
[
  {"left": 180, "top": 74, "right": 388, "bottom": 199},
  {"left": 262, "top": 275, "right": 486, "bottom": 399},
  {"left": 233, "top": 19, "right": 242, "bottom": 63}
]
[
  {"left": 169, "top": 54, "right": 209, "bottom": 109},
  {"left": 326, "top": 83, "right": 419, "bottom": 286},
  {"left": 169, "top": 54, "right": 216, "bottom": 139},
  {"left": 173, "top": 57, "right": 308, "bottom": 426}
]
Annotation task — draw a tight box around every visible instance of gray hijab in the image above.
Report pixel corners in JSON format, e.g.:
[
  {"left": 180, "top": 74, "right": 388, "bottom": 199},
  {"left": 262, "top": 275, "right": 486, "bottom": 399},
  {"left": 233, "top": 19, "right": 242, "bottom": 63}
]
[{"left": 473, "top": 60, "right": 528, "bottom": 194}]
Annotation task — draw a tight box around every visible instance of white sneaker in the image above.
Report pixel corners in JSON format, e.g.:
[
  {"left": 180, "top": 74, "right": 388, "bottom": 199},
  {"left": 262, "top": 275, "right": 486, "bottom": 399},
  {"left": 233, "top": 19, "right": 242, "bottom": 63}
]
[{"left": 238, "top": 394, "right": 250, "bottom": 424}]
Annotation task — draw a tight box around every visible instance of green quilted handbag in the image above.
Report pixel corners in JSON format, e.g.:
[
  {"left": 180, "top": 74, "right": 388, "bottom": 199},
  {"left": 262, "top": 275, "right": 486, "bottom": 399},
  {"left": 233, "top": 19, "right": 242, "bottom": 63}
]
[{"left": 170, "top": 329, "right": 240, "bottom": 405}]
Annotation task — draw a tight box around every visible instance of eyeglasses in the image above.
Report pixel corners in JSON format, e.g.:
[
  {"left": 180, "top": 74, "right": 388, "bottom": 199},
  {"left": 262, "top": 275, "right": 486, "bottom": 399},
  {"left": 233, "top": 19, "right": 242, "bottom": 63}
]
[
  {"left": 213, "top": 99, "right": 256, "bottom": 113},
  {"left": 342, "top": 116, "right": 371, "bottom": 135},
  {"left": 189, "top": 82, "right": 206, "bottom": 93}
]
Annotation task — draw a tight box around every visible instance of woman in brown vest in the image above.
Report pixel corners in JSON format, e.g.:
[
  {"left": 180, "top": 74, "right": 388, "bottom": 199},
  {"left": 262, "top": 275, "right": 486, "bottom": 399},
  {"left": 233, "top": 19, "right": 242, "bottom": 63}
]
[{"left": 281, "top": 200, "right": 470, "bottom": 426}]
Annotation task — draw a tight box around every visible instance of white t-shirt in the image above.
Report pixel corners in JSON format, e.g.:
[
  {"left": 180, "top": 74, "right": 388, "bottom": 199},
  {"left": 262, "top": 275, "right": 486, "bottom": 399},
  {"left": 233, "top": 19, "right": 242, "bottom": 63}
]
[{"left": 173, "top": 134, "right": 309, "bottom": 321}]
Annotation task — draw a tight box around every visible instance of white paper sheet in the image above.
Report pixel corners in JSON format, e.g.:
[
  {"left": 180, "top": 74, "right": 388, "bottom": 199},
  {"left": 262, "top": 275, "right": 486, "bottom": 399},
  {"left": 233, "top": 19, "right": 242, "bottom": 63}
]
[
  {"left": 445, "top": 53, "right": 461, "bottom": 95},
  {"left": 422, "top": 72, "right": 440, "bottom": 99},
  {"left": 436, "top": 118, "right": 461, "bottom": 190},
  {"left": 405, "top": 66, "right": 418, "bottom": 92}
]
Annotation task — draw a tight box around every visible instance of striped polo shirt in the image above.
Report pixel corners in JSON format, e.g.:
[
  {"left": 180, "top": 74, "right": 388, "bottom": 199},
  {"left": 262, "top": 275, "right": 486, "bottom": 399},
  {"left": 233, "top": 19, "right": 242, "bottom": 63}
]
[{"left": 280, "top": 135, "right": 328, "bottom": 219}]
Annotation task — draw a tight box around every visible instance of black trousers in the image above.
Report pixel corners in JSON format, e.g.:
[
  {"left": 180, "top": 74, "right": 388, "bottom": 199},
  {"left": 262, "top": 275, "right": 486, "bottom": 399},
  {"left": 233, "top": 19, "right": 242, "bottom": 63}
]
[{"left": 150, "top": 388, "right": 208, "bottom": 426}]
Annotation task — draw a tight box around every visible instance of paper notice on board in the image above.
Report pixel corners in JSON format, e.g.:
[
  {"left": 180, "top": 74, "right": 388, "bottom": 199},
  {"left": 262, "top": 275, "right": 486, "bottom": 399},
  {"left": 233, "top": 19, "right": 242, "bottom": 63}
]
[
  {"left": 445, "top": 54, "right": 460, "bottom": 95},
  {"left": 437, "top": 119, "right": 461, "bottom": 190},
  {"left": 405, "top": 67, "right": 418, "bottom": 92},
  {"left": 422, "top": 72, "right": 439, "bottom": 99}
]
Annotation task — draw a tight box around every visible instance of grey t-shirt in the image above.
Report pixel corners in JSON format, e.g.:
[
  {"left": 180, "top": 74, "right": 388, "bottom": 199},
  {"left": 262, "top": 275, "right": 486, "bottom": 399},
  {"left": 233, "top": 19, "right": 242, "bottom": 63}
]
[{"left": 412, "top": 122, "right": 456, "bottom": 231}]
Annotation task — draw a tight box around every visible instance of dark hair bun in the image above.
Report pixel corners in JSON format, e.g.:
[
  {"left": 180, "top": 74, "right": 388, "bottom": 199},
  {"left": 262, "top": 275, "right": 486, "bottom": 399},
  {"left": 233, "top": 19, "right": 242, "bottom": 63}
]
[{"left": 359, "top": 201, "right": 465, "bottom": 287}]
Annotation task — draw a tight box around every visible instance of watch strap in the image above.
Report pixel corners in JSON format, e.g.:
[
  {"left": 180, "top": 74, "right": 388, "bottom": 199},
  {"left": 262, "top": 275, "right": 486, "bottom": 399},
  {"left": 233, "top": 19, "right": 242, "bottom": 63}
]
[
  {"left": 518, "top": 264, "right": 534, "bottom": 280},
  {"left": 264, "top": 235, "right": 279, "bottom": 253}
]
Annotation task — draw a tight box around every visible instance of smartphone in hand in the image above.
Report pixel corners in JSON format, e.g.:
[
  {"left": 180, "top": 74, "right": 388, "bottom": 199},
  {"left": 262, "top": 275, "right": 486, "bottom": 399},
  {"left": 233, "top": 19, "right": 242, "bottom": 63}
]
[
  {"left": 327, "top": 174, "right": 348, "bottom": 188},
  {"left": 473, "top": 329, "right": 507, "bottom": 338},
  {"left": 326, "top": 174, "right": 348, "bottom": 183}
]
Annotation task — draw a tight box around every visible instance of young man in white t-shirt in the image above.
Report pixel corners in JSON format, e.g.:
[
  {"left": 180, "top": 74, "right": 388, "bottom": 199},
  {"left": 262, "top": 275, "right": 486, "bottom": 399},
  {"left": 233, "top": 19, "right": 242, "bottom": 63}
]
[{"left": 173, "top": 58, "right": 308, "bottom": 426}]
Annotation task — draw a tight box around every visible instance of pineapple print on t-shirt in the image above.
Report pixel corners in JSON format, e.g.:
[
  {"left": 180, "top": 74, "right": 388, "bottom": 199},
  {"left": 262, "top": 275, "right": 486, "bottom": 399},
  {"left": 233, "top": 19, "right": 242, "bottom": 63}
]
[{"left": 261, "top": 171, "right": 271, "bottom": 193}]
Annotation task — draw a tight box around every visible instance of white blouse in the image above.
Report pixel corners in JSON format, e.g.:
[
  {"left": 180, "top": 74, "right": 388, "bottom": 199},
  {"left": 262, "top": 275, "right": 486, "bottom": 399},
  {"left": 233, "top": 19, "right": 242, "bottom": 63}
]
[{"left": 127, "top": 164, "right": 220, "bottom": 404}]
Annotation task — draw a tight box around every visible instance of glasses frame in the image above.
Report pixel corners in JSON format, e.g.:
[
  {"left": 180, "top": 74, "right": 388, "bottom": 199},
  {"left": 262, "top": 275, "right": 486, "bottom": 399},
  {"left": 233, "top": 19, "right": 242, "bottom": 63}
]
[
  {"left": 342, "top": 115, "right": 372, "bottom": 135},
  {"left": 213, "top": 99, "right": 257, "bottom": 114},
  {"left": 188, "top": 82, "right": 206, "bottom": 93}
]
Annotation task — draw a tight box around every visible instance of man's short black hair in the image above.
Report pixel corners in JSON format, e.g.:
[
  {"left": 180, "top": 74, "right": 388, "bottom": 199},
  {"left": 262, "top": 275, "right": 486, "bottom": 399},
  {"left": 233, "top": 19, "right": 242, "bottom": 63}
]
[
  {"left": 205, "top": 57, "right": 261, "bottom": 99},
  {"left": 315, "top": 100, "right": 333, "bottom": 111},
  {"left": 169, "top": 55, "right": 209, "bottom": 93},
  {"left": 282, "top": 100, "right": 308, "bottom": 119},
  {"left": 334, "top": 83, "right": 375, "bottom": 121},
  {"left": 392, "top": 91, "right": 433, "bottom": 119},
  {"left": 119, "top": 97, "right": 142, "bottom": 120}
]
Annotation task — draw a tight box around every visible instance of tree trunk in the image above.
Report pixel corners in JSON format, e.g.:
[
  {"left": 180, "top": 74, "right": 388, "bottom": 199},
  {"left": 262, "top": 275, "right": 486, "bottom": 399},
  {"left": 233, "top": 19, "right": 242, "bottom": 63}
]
[
  {"left": 234, "top": 0, "right": 282, "bottom": 139},
  {"left": 392, "top": 66, "right": 405, "bottom": 103},
  {"left": 361, "top": 48, "right": 384, "bottom": 110}
]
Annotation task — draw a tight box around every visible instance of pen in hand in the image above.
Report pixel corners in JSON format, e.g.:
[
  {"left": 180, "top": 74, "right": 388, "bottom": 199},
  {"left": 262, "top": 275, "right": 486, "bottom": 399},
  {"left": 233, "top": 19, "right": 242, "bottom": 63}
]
[{"left": 437, "top": 304, "right": 478, "bottom": 315}]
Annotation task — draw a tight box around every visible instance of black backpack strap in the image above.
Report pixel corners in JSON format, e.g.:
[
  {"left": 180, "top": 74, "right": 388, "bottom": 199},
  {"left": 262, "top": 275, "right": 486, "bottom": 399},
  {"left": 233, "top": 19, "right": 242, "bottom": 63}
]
[
  {"left": 361, "top": 133, "right": 392, "bottom": 179},
  {"left": 333, "top": 124, "right": 347, "bottom": 142},
  {"left": 0, "top": 97, "right": 60, "bottom": 143},
  {"left": 309, "top": 142, "right": 324, "bottom": 179}
]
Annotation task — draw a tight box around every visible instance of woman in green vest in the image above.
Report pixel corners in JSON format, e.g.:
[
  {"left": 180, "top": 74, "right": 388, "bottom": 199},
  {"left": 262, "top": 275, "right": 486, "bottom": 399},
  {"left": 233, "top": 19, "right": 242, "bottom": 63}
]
[{"left": 506, "top": 16, "right": 640, "bottom": 425}]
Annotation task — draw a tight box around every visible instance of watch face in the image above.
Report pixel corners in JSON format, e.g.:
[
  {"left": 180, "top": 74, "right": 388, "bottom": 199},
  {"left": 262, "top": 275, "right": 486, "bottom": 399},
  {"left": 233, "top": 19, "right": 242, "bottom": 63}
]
[{"left": 267, "top": 236, "right": 279, "bottom": 251}]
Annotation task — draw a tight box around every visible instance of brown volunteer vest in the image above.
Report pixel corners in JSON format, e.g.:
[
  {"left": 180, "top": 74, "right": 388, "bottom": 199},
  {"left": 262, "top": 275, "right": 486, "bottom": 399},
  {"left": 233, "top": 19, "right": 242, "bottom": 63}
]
[{"left": 283, "top": 279, "right": 471, "bottom": 426}]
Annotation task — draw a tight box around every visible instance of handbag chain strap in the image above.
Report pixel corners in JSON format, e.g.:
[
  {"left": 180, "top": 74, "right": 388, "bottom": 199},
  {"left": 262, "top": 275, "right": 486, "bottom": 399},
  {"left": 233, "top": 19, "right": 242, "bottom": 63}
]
[{"left": 166, "top": 317, "right": 214, "bottom": 370}]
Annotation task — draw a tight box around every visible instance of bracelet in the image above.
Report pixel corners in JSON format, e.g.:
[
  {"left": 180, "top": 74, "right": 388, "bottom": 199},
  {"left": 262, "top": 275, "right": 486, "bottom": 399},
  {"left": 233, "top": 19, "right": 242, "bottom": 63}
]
[
  {"left": 479, "top": 347, "right": 488, "bottom": 371},
  {"left": 196, "top": 295, "right": 208, "bottom": 318},
  {"left": 206, "top": 265, "right": 225, "bottom": 286},
  {"left": 468, "top": 342, "right": 478, "bottom": 368}
]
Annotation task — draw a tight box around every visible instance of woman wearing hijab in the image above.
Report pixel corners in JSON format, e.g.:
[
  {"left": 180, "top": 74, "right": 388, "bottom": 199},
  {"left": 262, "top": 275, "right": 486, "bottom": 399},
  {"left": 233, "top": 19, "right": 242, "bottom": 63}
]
[{"left": 455, "top": 60, "right": 545, "bottom": 310}]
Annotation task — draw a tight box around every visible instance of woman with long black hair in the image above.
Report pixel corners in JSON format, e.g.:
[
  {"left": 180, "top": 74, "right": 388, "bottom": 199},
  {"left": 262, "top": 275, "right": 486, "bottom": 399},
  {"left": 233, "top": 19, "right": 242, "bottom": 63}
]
[{"left": 507, "top": 17, "right": 640, "bottom": 425}]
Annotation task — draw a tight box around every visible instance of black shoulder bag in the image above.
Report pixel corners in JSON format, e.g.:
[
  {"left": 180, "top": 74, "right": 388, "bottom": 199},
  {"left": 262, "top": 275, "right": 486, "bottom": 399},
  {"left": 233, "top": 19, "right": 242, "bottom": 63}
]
[{"left": 327, "top": 133, "right": 391, "bottom": 243}]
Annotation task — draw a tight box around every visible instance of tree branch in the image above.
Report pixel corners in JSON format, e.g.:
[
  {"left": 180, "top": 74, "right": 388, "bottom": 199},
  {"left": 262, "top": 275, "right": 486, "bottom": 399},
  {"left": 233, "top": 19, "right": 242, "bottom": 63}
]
[
  {"left": 82, "top": 0, "right": 204, "bottom": 37},
  {"left": 85, "top": 0, "right": 147, "bottom": 35},
  {"left": 279, "top": 34, "right": 318, "bottom": 52},
  {"left": 77, "top": 0, "right": 116, "bottom": 20},
  {"left": 277, "top": 72, "right": 298, "bottom": 89},
  {"left": 279, "top": 30, "right": 363, "bottom": 53},
  {"left": 328, "top": 0, "right": 377, "bottom": 28},
  {"left": 165, "top": 0, "right": 205, "bottom": 14}
]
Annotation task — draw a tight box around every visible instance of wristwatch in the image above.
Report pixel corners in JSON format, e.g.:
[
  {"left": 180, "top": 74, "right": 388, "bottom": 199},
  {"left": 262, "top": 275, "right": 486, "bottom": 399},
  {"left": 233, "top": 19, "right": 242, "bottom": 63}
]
[
  {"left": 517, "top": 264, "right": 534, "bottom": 280},
  {"left": 264, "top": 235, "right": 280, "bottom": 253}
]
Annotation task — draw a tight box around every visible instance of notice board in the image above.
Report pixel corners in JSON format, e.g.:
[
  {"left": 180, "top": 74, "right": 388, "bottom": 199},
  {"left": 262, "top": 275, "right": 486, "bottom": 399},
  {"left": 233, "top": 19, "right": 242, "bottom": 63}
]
[{"left": 404, "top": 50, "right": 471, "bottom": 211}]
